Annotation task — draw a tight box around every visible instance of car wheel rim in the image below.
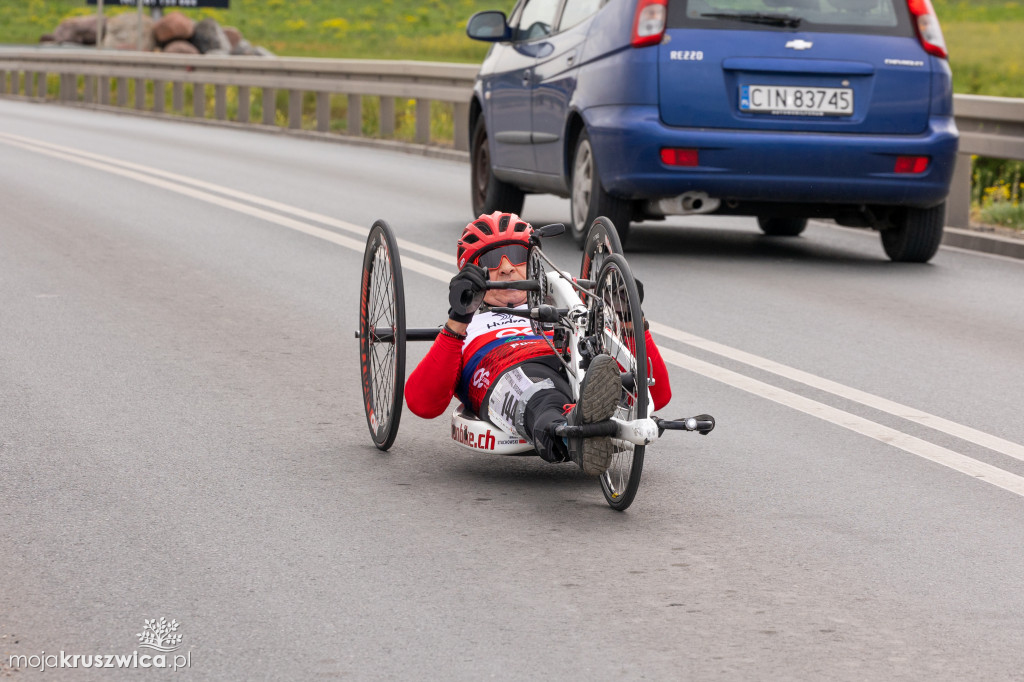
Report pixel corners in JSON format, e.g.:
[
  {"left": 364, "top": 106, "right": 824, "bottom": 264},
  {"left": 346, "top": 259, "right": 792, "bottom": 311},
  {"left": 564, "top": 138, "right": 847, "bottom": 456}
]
[{"left": 572, "top": 142, "right": 593, "bottom": 233}]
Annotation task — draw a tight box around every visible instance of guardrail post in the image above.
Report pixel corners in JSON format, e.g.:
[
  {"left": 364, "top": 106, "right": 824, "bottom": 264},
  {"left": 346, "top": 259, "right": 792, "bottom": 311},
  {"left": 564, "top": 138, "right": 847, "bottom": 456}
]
[
  {"left": 347, "top": 94, "right": 362, "bottom": 136},
  {"left": 59, "top": 73, "right": 71, "bottom": 101},
  {"left": 316, "top": 92, "right": 329, "bottom": 132},
  {"left": 454, "top": 101, "right": 469, "bottom": 152},
  {"left": 117, "top": 77, "right": 128, "bottom": 107},
  {"left": 84, "top": 75, "right": 96, "bottom": 104},
  {"left": 262, "top": 88, "right": 275, "bottom": 125},
  {"left": 193, "top": 83, "right": 206, "bottom": 118},
  {"left": 238, "top": 86, "right": 250, "bottom": 123},
  {"left": 153, "top": 80, "right": 165, "bottom": 113},
  {"left": 380, "top": 97, "right": 395, "bottom": 138},
  {"left": 215, "top": 84, "right": 227, "bottom": 120},
  {"left": 172, "top": 82, "right": 183, "bottom": 111},
  {"left": 135, "top": 77, "right": 145, "bottom": 110},
  {"left": 288, "top": 89, "right": 302, "bottom": 129},
  {"left": 415, "top": 99, "right": 430, "bottom": 144},
  {"left": 99, "top": 76, "right": 110, "bottom": 105},
  {"left": 27, "top": 71, "right": 36, "bottom": 98},
  {"left": 947, "top": 152, "right": 972, "bottom": 229},
  {"left": 0, "top": 70, "right": 6, "bottom": 95}
]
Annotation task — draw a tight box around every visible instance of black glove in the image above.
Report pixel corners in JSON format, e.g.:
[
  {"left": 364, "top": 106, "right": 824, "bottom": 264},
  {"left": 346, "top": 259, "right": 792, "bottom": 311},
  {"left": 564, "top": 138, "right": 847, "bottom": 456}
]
[
  {"left": 448, "top": 264, "right": 488, "bottom": 322},
  {"left": 634, "top": 277, "right": 644, "bottom": 304}
]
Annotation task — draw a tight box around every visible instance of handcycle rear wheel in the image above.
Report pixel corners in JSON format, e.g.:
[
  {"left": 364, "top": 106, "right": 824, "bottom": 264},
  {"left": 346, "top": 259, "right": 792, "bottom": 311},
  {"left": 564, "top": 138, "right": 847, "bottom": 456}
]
[
  {"left": 358, "top": 220, "right": 407, "bottom": 451},
  {"left": 590, "top": 253, "right": 647, "bottom": 511}
]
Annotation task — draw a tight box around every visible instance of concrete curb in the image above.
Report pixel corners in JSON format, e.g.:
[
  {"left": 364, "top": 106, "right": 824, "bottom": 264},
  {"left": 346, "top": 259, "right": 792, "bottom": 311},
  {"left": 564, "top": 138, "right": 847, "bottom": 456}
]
[{"left": 943, "top": 227, "right": 1024, "bottom": 260}]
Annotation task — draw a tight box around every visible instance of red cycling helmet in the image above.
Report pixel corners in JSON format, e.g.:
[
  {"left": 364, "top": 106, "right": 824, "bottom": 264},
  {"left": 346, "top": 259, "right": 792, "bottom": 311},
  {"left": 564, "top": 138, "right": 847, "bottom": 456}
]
[{"left": 456, "top": 211, "right": 533, "bottom": 270}]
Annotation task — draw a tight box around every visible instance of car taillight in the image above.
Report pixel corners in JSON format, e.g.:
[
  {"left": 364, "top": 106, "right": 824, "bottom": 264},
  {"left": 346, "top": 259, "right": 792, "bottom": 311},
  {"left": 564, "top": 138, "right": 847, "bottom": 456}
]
[
  {"left": 661, "top": 148, "right": 699, "bottom": 166},
  {"left": 906, "top": 0, "right": 948, "bottom": 59},
  {"left": 632, "top": 0, "right": 667, "bottom": 48},
  {"left": 894, "top": 156, "right": 929, "bottom": 173}
]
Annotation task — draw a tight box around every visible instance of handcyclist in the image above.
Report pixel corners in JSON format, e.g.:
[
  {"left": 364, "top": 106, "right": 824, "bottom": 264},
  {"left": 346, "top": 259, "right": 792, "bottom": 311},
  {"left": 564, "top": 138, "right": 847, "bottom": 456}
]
[{"left": 405, "top": 212, "right": 672, "bottom": 475}]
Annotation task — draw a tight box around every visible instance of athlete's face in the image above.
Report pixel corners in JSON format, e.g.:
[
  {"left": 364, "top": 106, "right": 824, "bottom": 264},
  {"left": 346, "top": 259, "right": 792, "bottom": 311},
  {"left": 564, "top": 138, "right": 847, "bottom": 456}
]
[{"left": 482, "top": 255, "right": 528, "bottom": 307}]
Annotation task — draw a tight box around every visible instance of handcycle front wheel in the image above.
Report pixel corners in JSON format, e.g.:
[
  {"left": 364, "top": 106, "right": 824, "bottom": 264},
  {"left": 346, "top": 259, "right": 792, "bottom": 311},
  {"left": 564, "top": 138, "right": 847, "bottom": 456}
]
[
  {"left": 358, "top": 219, "right": 407, "bottom": 451},
  {"left": 590, "top": 253, "right": 647, "bottom": 511},
  {"left": 580, "top": 215, "right": 624, "bottom": 284}
]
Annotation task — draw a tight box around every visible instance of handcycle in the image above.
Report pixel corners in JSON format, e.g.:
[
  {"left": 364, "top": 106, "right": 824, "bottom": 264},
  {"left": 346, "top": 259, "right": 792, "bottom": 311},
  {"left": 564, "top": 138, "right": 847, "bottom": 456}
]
[{"left": 356, "top": 216, "right": 714, "bottom": 511}]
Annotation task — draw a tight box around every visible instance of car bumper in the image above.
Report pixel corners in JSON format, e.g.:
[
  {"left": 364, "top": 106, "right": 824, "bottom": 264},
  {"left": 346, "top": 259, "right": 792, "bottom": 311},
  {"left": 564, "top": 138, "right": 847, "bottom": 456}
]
[{"left": 585, "top": 105, "right": 960, "bottom": 208}]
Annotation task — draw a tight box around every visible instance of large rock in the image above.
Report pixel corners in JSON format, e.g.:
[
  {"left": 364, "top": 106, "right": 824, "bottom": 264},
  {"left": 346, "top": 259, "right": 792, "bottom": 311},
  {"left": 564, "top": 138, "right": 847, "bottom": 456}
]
[
  {"left": 153, "top": 11, "right": 194, "bottom": 45},
  {"left": 230, "top": 39, "right": 260, "bottom": 56},
  {"left": 222, "top": 26, "right": 242, "bottom": 50},
  {"left": 54, "top": 15, "right": 105, "bottom": 45},
  {"left": 190, "top": 18, "right": 231, "bottom": 54},
  {"left": 162, "top": 39, "right": 199, "bottom": 55},
  {"left": 102, "top": 12, "right": 155, "bottom": 51}
]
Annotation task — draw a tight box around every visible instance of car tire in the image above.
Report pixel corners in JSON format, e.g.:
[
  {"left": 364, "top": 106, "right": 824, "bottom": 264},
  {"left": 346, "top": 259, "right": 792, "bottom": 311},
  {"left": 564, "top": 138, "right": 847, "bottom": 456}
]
[
  {"left": 470, "top": 116, "right": 525, "bottom": 217},
  {"left": 570, "top": 130, "right": 632, "bottom": 248},
  {"left": 881, "top": 202, "right": 945, "bottom": 263},
  {"left": 757, "top": 216, "right": 807, "bottom": 237}
]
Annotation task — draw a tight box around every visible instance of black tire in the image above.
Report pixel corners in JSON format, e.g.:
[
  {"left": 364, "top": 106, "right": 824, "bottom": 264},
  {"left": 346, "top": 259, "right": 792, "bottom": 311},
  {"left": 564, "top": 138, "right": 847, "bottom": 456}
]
[
  {"left": 359, "top": 220, "right": 407, "bottom": 451},
  {"left": 471, "top": 116, "right": 525, "bottom": 217},
  {"left": 580, "top": 216, "right": 624, "bottom": 282},
  {"left": 881, "top": 202, "right": 945, "bottom": 263},
  {"left": 570, "top": 130, "right": 633, "bottom": 248},
  {"left": 589, "top": 253, "right": 647, "bottom": 511},
  {"left": 757, "top": 216, "right": 807, "bottom": 237}
]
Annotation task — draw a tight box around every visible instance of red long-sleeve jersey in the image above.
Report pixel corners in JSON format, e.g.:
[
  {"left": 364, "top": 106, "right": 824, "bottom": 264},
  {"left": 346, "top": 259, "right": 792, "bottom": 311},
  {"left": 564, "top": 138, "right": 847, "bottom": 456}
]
[{"left": 405, "top": 309, "right": 672, "bottom": 419}]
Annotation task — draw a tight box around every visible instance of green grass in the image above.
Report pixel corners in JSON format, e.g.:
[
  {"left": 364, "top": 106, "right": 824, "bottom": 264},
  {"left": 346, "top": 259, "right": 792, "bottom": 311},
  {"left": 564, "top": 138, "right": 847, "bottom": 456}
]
[{"left": 0, "top": 0, "right": 505, "bottom": 62}]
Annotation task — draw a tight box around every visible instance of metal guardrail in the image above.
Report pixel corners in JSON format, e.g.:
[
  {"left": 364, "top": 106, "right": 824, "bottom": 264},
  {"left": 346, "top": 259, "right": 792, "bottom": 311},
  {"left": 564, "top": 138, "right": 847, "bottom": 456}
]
[
  {"left": 949, "top": 95, "right": 1024, "bottom": 228},
  {"left": 1, "top": 48, "right": 1022, "bottom": 228},
  {"left": 0, "top": 49, "right": 478, "bottom": 151}
]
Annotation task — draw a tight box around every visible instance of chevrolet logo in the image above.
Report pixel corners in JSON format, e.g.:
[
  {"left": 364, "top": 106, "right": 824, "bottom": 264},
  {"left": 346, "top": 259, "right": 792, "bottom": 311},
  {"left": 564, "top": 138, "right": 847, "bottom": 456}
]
[{"left": 785, "top": 39, "right": 814, "bottom": 50}]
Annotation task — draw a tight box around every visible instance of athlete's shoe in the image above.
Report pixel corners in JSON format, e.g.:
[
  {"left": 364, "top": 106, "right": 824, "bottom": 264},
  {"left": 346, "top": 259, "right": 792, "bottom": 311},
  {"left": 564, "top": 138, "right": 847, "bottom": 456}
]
[{"left": 564, "top": 354, "right": 620, "bottom": 475}]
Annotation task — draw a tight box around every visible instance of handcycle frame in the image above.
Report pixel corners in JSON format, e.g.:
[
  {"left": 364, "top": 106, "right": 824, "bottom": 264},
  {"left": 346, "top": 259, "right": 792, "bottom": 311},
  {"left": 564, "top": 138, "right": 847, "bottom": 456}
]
[{"left": 357, "top": 216, "right": 714, "bottom": 511}]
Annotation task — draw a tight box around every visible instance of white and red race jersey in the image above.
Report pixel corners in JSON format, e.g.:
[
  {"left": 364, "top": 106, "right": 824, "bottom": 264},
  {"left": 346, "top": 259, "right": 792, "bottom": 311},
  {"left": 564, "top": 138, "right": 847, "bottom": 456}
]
[
  {"left": 457, "top": 309, "right": 555, "bottom": 415},
  {"left": 405, "top": 308, "right": 672, "bottom": 421}
]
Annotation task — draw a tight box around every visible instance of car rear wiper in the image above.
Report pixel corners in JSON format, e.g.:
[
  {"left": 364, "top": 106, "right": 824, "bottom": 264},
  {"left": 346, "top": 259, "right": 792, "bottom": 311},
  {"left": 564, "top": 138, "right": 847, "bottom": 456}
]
[{"left": 700, "top": 12, "right": 803, "bottom": 28}]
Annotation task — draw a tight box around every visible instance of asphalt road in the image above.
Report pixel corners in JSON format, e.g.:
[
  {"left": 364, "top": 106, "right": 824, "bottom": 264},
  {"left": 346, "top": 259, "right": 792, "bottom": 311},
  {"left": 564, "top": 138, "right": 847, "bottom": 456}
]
[{"left": 2, "top": 100, "right": 1024, "bottom": 681}]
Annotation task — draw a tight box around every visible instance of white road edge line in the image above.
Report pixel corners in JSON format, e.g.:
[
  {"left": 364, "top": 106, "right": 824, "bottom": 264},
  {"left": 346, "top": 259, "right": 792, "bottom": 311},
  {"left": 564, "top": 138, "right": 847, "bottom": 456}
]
[
  {"left": 0, "top": 131, "right": 455, "bottom": 266},
  {"left": 649, "top": 321, "right": 1024, "bottom": 463},
  {"left": 6, "top": 133, "right": 1024, "bottom": 498},
  {"left": 659, "top": 347, "right": 1024, "bottom": 498}
]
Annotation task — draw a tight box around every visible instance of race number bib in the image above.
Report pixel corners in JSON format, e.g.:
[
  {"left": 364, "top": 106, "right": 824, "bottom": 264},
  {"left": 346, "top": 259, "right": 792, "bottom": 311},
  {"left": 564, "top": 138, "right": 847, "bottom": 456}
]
[{"left": 487, "top": 367, "right": 554, "bottom": 438}]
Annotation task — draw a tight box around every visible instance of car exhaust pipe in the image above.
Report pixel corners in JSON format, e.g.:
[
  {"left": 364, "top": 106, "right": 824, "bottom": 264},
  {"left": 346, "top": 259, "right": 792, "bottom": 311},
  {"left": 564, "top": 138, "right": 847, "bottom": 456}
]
[{"left": 649, "top": 191, "right": 721, "bottom": 217}]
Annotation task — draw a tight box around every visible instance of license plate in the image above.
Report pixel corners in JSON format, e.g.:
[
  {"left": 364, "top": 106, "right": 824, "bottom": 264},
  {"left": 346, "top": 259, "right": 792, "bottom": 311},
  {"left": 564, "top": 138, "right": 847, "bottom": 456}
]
[{"left": 740, "top": 85, "right": 853, "bottom": 116}]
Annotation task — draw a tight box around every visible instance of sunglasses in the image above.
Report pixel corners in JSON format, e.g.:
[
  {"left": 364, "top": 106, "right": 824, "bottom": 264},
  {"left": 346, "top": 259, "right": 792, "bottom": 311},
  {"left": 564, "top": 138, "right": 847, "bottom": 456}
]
[{"left": 475, "top": 244, "right": 529, "bottom": 270}]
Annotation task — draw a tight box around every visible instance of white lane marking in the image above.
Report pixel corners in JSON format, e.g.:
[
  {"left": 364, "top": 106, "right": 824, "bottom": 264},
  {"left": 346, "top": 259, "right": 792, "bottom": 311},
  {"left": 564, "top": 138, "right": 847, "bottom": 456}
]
[
  {"left": 659, "top": 347, "right": 1024, "bottom": 498},
  {"left": 0, "top": 132, "right": 454, "bottom": 267},
  {"left": 650, "top": 321, "right": 1024, "bottom": 463},
  {"left": 0, "top": 135, "right": 452, "bottom": 282},
  {"left": 6, "top": 133, "right": 1024, "bottom": 497}
]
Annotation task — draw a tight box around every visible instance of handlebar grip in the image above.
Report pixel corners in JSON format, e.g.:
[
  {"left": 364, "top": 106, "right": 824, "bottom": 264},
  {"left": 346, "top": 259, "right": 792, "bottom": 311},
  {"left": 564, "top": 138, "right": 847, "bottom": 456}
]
[{"left": 484, "top": 280, "right": 541, "bottom": 291}]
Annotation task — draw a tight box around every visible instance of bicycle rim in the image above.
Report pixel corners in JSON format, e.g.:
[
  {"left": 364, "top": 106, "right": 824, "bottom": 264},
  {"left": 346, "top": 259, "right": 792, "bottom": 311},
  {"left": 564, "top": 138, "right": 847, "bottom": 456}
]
[
  {"left": 591, "top": 253, "right": 646, "bottom": 510},
  {"left": 359, "top": 220, "right": 406, "bottom": 450}
]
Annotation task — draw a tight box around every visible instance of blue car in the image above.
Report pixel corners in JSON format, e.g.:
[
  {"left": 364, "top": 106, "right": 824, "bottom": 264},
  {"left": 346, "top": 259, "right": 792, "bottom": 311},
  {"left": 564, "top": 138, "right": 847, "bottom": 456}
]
[{"left": 467, "top": 0, "right": 959, "bottom": 262}]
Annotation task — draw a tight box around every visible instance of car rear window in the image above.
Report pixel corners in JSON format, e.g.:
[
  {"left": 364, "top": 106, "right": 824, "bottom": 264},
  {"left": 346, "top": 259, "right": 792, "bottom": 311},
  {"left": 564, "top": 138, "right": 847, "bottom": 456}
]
[{"left": 669, "top": 0, "right": 914, "bottom": 35}]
